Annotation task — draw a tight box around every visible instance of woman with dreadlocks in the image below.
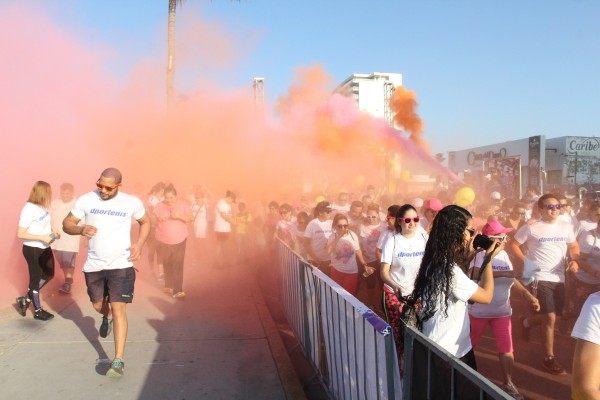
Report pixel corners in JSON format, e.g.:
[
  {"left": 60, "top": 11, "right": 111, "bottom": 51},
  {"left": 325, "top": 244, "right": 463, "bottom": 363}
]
[{"left": 411, "top": 205, "right": 500, "bottom": 370}]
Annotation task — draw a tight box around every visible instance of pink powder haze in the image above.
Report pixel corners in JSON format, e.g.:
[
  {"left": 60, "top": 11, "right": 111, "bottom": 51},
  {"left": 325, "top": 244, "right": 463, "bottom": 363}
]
[{"left": 0, "top": 3, "right": 442, "bottom": 305}]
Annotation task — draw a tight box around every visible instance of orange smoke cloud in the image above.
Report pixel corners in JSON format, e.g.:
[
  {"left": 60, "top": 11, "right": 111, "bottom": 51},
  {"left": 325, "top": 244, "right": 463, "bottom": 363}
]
[
  {"left": 389, "top": 86, "right": 430, "bottom": 153},
  {"left": 0, "top": 3, "right": 452, "bottom": 307}
]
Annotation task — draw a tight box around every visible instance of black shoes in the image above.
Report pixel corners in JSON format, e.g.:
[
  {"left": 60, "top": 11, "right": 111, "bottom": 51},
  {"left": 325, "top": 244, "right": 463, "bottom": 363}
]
[
  {"left": 99, "top": 317, "right": 113, "bottom": 338},
  {"left": 33, "top": 309, "right": 54, "bottom": 321},
  {"left": 16, "top": 297, "right": 30, "bottom": 317},
  {"left": 542, "top": 356, "right": 566, "bottom": 375}
]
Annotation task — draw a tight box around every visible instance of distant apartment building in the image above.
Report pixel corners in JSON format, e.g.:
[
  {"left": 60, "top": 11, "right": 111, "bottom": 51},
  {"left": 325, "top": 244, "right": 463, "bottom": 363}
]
[{"left": 336, "top": 72, "right": 403, "bottom": 127}]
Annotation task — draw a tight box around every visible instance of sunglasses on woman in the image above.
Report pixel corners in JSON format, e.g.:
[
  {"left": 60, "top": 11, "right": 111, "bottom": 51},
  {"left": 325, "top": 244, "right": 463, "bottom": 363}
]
[
  {"left": 401, "top": 217, "right": 420, "bottom": 224},
  {"left": 544, "top": 204, "right": 562, "bottom": 210}
]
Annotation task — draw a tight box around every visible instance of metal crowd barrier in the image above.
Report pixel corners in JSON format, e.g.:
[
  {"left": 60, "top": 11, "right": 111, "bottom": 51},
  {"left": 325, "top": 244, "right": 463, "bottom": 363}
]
[
  {"left": 275, "top": 239, "right": 510, "bottom": 400},
  {"left": 277, "top": 240, "right": 401, "bottom": 400},
  {"left": 403, "top": 326, "right": 511, "bottom": 399}
]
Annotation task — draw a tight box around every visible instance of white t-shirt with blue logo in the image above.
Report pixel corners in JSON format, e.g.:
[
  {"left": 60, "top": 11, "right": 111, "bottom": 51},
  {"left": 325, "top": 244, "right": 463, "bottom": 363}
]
[
  {"left": 18, "top": 202, "right": 52, "bottom": 249},
  {"left": 513, "top": 220, "right": 576, "bottom": 283},
  {"left": 71, "top": 191, "right": 145, "bottom": 272},
  {"left": 468, "top": 250, "right": 515, "bottom": 318},
  {"left": 381, "top": 232, "right": 428, "bottom": 295}
]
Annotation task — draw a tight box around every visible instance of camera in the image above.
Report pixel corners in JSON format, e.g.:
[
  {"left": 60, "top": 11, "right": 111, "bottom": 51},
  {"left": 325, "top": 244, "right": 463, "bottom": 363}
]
[{"left": 473, "top": 234, "right": 494, "bottom": 250}]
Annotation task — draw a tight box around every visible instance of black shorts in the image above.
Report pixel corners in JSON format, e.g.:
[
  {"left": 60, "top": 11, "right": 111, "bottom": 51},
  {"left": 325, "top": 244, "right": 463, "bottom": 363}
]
[
  {"left": 84, "top": 267, "right": 136, "bottom": 304},
  {"left": 532, "top": 280, "right": 565, "bottom": 315}
]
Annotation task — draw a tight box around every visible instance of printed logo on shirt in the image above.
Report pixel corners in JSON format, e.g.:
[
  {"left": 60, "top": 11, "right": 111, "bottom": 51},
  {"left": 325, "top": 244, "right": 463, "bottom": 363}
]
[
  {"left": 397, "top": 251, "right": 425, "bottom": 258},
  {"left": 38, "top": 211, "right": 50, "bottom": 222},
  {"left": 90, "top": 208, "right": 128, "bottom": 217},
  {"left": 539, "top": 237, "right": 568, "bottom": 243}
]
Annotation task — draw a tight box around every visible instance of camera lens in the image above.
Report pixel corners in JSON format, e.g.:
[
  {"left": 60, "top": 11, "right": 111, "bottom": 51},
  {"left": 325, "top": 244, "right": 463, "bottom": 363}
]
[{"left": 473, "top": 234, "right": 494, "bottom": 250}]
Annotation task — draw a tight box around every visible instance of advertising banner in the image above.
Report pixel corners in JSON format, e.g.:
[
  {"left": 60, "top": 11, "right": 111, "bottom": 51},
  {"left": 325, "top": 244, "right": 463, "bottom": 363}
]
[{"left": 486, "top": 156, "right": 522, "bottom": 199}]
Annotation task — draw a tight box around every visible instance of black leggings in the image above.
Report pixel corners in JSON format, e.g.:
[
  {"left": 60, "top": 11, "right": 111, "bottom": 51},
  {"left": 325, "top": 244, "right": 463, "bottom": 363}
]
[{"left": 22, "top": 245, "right": 55, "bottom": 291}]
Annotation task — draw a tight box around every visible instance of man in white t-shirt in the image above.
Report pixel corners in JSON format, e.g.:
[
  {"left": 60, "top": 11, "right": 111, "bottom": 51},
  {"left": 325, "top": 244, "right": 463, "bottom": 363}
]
[
  {"left": 509, "top": 193, "right": 580, "bottom": 375},
  {"left": 571, "top": 291, "right": 600, "bottom": 399},
  {"left": 213, "top": 190, "right": 236, "bottom": 268},
  {"left": 63, "top": 168, "right": 150, "bottom": 378},
  {"left": 331, "top": 192, "right": 351, "bottom": 214},
  {"left": 51, "top": 182, "right": 81, "bottom": 294},
  {"left": 346, "top": 200, "right": 364, "bottom": 235},
  {"left": 302, "top": 201, "right": 333, "bottom": 275}
]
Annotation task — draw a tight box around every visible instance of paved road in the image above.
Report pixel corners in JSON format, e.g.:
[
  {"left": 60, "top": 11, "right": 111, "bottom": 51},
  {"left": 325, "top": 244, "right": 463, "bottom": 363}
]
[
  {"left": 0, "top": 262, "right": 305, "bottom": 400},
  {"left": 475, "top": 293, "right": 576, "bottom": 400}
]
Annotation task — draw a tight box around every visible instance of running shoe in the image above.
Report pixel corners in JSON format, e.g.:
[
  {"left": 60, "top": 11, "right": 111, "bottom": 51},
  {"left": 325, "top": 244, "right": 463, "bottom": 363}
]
[
  {"left": 99, "top": 317, "right": 113, "bottom": 338},
  {"left": 106, "top": 358, "right": 125, "bottom": 378},
  {"left": 16, "top": 296, "right": 29, "bottom": 317},
  {"left": 542, "top": 356, "right": 566, "bottom": 375},
  {"left": 33, "top": 309, "right": 54, "bottom": 321},
  {"left": 172, "top": 291, "right": 186, "bottom": 299},
  {"left": 501, "top": 382, "right": 524, "bottom": 400},
  {"left": 519, "top": 316, "right": 530, "bottom": 342},
  {"left": 58, "top": 282, "right": 71, "bottom": 294}
]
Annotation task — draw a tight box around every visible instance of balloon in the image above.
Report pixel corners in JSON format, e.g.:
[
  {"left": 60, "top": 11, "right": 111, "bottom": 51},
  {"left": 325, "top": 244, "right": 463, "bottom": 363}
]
[
  {"left": 315, "top": 195, "right": 326, "bottom": 204},
  {"left": 400, "top": 170, "right": 411, "bottom": 182},
  {"left": 455, "top": 187, "right": 475, "bottom": 207},
  {"left": 355, "top": 175, "right": 366, "bottom": 187}
]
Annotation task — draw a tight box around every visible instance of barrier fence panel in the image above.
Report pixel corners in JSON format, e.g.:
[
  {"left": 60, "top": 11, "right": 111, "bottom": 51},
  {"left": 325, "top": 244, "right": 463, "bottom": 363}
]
[
  {"left": 314, "top": 268, "right": 401, "bottom": 400},
  {"left": 276, "top": 240, "right": 401, "bottom": 400},
  {"left": 403, "top": 325, "right": 512, "bottom": 400},
  {"left": 275, "top": 240, "right": 510, "bottom": 400}
]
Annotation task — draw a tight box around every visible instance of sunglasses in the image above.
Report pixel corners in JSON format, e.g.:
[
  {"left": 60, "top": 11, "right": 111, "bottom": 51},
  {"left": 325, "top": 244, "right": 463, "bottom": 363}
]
[
  {"left": 401, "top": 217, "right": 420, "bottom": 224},
  {"left": 466, "top": 228, "right": 476, "bottom": 237},
  {"left": 337, "top": 224, "right": 348, "bottom": 229},
  {"left": 544, "top": 204, "right": 562, "bottom": 210},
  {"left": 96, "top": 180, "right": 120, "bottom": 191}
]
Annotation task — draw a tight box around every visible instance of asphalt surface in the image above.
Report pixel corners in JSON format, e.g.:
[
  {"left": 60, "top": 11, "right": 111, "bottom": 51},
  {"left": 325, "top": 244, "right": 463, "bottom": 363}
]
[
  {"left": 0, "top": 260, "right": 305, "bottom": 400},
  {"left": 475, "top": 292, "right": 576, "bottom": 400}
]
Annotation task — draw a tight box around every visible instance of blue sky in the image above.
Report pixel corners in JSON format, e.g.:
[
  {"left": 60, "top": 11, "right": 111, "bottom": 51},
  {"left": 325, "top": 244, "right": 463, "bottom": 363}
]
[{"left": 35, "top": 0, "right": 600, "bottom": 154}]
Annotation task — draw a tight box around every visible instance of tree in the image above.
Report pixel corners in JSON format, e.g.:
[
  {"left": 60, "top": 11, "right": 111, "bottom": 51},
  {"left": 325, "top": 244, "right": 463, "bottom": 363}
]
[{"left": 435, "top": 152, "right": 446, "bottom": 163}]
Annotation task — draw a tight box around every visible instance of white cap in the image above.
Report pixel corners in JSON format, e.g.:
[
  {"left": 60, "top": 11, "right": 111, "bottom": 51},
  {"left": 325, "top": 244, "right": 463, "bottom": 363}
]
[
  {"left": 412, "top": 198, "right": 424, "bottom": 208},
  {"left": 490, "top": 191, "right": 502, "bottom": 200}
]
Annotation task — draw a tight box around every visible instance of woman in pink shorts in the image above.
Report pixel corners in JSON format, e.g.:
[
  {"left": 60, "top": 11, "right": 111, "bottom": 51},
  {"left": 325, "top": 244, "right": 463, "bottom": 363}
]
[{"left": 469, "top": 220, "right": 540, "bottom": 400}]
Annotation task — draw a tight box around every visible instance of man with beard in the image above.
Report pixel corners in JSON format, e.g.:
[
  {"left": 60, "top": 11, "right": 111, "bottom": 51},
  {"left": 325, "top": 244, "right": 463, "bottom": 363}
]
[{"left": 63, "top": 167, "right": 150, "bottom": 378}]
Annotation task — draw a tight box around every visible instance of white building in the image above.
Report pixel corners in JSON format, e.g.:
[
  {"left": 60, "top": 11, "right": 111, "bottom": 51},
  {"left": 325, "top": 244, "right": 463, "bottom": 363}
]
[{"left": 336, "top": 72, "right": 403, "bottom": 126}]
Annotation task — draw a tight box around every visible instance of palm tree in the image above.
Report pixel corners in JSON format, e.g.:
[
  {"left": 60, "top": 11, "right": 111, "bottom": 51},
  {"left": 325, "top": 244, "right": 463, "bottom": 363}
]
[{"left": 167, "top": 0, "right": 184, "bottom": 109}]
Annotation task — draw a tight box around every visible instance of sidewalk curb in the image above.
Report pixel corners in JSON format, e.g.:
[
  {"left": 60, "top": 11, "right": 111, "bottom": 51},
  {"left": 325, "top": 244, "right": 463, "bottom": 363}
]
[{"left": 250, "top": 274, "right": 307, "bottom": 400}]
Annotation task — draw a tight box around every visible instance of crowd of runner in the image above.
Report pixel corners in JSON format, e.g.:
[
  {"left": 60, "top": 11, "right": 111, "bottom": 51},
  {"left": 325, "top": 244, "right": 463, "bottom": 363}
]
[{"left": 14, "top": 174, "right": 600, "bottom": 397}]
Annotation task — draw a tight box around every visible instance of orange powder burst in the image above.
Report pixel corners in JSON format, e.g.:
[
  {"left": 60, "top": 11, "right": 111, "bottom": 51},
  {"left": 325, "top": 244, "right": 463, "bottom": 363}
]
[{"left": 389, "top": 86, "right": 430, "bottom": 153}]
